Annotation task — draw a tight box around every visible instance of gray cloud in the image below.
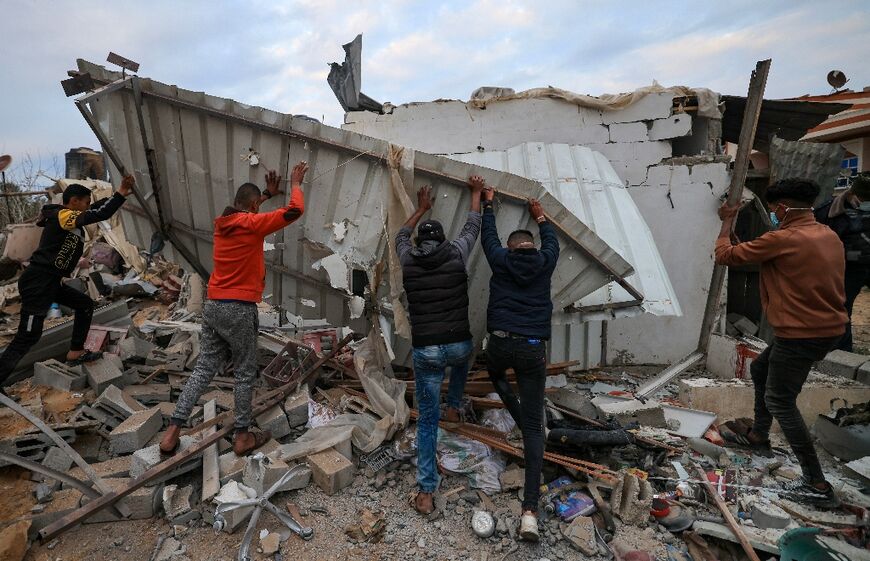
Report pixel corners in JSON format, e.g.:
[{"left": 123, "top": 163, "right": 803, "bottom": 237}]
[{"left": 2, "top": 0, "right": 868, "bottom": 184}]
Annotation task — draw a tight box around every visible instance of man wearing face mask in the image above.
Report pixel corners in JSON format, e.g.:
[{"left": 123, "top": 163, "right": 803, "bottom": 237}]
[
  {"left": 716, "top": 178, "right": 847, "bottom": 508},
  {"left": 814, "top": 172, "right": 870, "bottom": 351}
]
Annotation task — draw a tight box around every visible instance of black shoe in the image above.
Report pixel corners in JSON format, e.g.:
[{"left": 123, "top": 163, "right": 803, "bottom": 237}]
[{"left": 781, "top": 477, "right": 841, "bottom": 509}]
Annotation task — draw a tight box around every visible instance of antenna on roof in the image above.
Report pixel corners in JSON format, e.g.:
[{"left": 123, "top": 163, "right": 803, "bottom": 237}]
[{"left": 827, "top": 70, "right": 849, "bottom": 92}]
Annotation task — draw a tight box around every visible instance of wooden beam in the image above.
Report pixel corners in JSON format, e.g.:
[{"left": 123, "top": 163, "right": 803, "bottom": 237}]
[
  {"left": 200, "top": 400, "right": 220, "bottom": 502},
  {"left": 698, "top": 59, "right": 771, "bottom": 353},
  {"left": 695, "top": 464, "right": 762, "bottom": 561}
]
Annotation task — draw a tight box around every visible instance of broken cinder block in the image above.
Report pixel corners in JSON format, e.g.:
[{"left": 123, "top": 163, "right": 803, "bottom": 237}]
[
  {"left": 85, "top": 357, "right": 126, "bottom": 394},
  {"left": 119, "top": 336, "right": 156, "bottom": 362},
  {"left": 130, "top": 435, "right": 201, "bottom": 482},
  {"left": 109, "top": 407, "right": 162, "bottom": 455},
  {"left": 308, "top": 447, "right": 355, "bottom": 496},
  {"left": 242, "top": 453, "right": 311, "bottom": 496},
  {"left": 255, "top": 404, "right": 291, "bottom": 440},
  {"left": 284, "top": 387, "right": 309, "bottom": 427},
  {"left": 213, "top": 480, "right": 257, "bottom": 533},
  {"left": 33, "top": 359, "right": 86, "bottom": 392},
  {"left": 817, "top": 350, "right": 869, "bottom": 381}
]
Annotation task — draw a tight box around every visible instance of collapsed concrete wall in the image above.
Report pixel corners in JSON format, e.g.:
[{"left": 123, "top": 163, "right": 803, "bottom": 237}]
[{"left": 344, "top": 93, "right": 731, "bottom": 365}]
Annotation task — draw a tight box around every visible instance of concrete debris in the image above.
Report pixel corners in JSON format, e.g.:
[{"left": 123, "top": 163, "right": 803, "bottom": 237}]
[
  {"left": 109, "top": 406, "right": 162, "bottom": 455},
  {"left": 816, "top": 349, "right": 869, "bottom": 380},
  {"left": 162, "top": 484, "right": 193, "bottom": 521},
  {"left": 261, "top": 531, "right": 281, "bottom": 555},
  {"left": 750, "top": 501, "right": 792, "bottom": 529},
  {"left": 33, "top": 359, "right": 86, "bottom": 392},
  {"left": 213, "top": 480, "right": 257, "bottom": 533},
  {"left": 309, "top": 447, "right": 355, "bottom": 495},
  {"left": 83, "top": 355, "right": 126, "bottom": 394},
  {"left": 610, "top": 471, "right": 654, "bottom": 526},
  {"left": 562, "top": 515, "right": 597, "bottom": 556}
]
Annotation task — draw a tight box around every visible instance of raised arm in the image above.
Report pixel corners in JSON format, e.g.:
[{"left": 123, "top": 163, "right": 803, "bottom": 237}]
[
  {"left": 396, "top": 186, "right": 433, "bottom": 261},
  {"left": 253, "top": 162, "right": 308, "bottom": 236},
  {"left": 480, "top": 187, "right": 505, "bottom": 263},
  {"left": 72, "top": 175, "right": 133, "bottom": 227},
  {"left": 452, "top": 176, "right": 484, "bottom": 266},
  {"left": 529, "top": 198, "right": 559, "bottom": 268}
]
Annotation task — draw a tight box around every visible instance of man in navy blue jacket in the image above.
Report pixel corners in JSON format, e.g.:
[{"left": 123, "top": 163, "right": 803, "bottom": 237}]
[{"left": 481, "top": 186, "right": 559, "bottom": 542}]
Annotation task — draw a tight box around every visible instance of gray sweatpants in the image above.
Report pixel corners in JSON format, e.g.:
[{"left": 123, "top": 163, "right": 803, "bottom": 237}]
[{"left": 171, "top": 300, "right": 259, "bottom": 430}]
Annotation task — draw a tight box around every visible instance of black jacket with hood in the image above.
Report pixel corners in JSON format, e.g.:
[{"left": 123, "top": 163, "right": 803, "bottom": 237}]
[
  {"left": 29, "top": 193, "right": 126, "bottom": 277},
  {"left": 481, "top": 205, "right": 559, "bottom": 339}
]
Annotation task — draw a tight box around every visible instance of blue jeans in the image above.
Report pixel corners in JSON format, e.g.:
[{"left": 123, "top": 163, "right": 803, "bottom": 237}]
[{"left": 413, "top": 339, "right": 473, "bottom": 493}]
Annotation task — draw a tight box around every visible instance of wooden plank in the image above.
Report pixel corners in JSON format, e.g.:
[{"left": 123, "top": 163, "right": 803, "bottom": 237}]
[
  {"left": 39, "top": 334, "right": 354, "bottom": 540},
  {"left": 695, "top": 464, "right": 762, "bottom": 561},
  {"left": 200, "top": 400, "right": 220, "bottom": 502},
  {"left": 698, "top": 59, "right": 771, "bottom": 353}
]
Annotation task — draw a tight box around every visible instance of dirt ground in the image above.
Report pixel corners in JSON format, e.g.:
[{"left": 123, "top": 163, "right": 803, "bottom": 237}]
[{"left": 851, "top": 288, "right": 870, "bottom": 354}]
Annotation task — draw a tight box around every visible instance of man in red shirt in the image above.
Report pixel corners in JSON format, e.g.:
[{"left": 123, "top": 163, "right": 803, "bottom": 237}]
[
  {"left": 716, "top": 178, "right": 847, "bottom": 508},
  {"left": 160, "top": 162, "right": 307, "bottom": 456}
]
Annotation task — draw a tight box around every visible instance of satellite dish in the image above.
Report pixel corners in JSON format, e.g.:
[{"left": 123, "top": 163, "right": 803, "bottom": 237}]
[
  {"left": 827, "top": 70, "right": 848, "bottom": 90},
  {"left": 0, "top": 155, "right": 11, "bottom": 173}
]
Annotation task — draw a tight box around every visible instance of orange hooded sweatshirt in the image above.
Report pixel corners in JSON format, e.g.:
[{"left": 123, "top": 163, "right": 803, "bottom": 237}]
[{"left": 207, "top": 189, "right": 304, "bottom": 302}]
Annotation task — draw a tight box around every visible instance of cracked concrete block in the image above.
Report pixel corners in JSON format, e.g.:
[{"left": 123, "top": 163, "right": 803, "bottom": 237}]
[
  {"left": 649, "top": 113, "right": 692, "bottom": 140},
  {"left": 109, "top": 407, "right": 162, "bottom": 454},
  {"left": 213, "top": 480, "right": 257, "bottom": 533},
  {"left": 857, "top": 362, "right": 870, "bottom": 385},
  {"left": 601, "top": 92, "right": 673, "bottom": 124},
  {"left": 33, "top": 359, "right": 86, "bottom": 392},
  {"left": 218, "top": 439, "right": 280, "bottom": 485},
  {"left": 123, "top": 384, "right": 171, "bottom": 405},
  {"left": 36, "top": 447, "right": 74, "bottom": 488},
  {"left": 119, "top": 336, "right": 156, "bottom": 362},
  {"left": 162, "top": 484, "right": 193, "bottom": 521},
  {"left": 726, "top": 313, "right": 758, "bottom": 336},
  {"left": 309, "top": 447, "right": 354, "bottom": 496},
  {"left": 70, "top": 432, "right": 103, "bottom": 463},
  {"left": 130, "top": 435, "right": 201, "bottom": 482},
  {"left": 94, "top": 384, "right": 145, "bottom": 421},
  {"left": 84, "top": 478, "right": 158, "bottom": 522},
  {"left": 645, "top": 164, "right": 690, "bottom": 187},
  {"left": 751, "top": 501, "right": 791, "bottom": 529},
  {"left": 255, "top": 404, "right": 291, "bottom": 440},
  {"left": 284, "top": 387, "right": 309, "bottom": 427},
  {"left": 816, "top": 350, "right": 868, "bottom": 380},
  {"left": 85, "top": 358, "right": 126, "bottom": 394},
  {"left": 610, "top": 471, "right": 653, "bottom": 526},
  {"left": 609, "top": 122, "right": 648, "bottom": 143},
  {"left": 688, "top": 162, "right": 729, "bottom": 185},
  {"left": 242, "top": 454, "right": 311, "bottom": 495}
]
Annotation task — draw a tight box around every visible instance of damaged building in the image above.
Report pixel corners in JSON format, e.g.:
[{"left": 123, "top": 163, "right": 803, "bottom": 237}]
[{"left": 0, "top": 48, "right": 870, "bottom": 561}]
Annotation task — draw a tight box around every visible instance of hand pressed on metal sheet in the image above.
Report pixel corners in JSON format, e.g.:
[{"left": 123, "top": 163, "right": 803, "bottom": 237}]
[
  {"left": 528, "top": 198, "right": 544, "bottom": 221},
  {"left": 117, "top": 175, "right": 135, "bottom": 197},
  {"left": 290, "top": 161, "right": 309, "bottom": 186},
  {"left": 467, "top": 175, "right": 486, "bottom": 193},
  {"left": 265, "top": 170, "right": 283, "bottom": 197},
  {"left": 417, "top": 185, "right": 433, "bottom": 212}
]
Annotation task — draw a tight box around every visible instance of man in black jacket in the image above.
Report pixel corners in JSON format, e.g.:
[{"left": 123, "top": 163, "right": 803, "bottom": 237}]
[
  {"left": 396, "top": 176, "right": 484, "bottom": 515},
  {"left": 0, "top": 176, "right": 134, "bottom": 386},
  {"left": 815, "top": 173, "right": 870, "bottom": 351},
  {"left": 481, "top": 186, "right": 559, "bottom": 542}
]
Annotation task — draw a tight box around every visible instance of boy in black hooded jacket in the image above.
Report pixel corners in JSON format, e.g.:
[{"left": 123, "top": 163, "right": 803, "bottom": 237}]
[
  {"left": 481, "top": 186, "right": 559, "bottom": 542},
  {"left": 0, "top": 176, "right": 133, "bottom": 386}
]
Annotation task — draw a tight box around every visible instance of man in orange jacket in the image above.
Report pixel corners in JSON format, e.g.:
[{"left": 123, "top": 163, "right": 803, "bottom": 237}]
[{"left": 160, "top": 162, "right": 308, "bottom": 456}]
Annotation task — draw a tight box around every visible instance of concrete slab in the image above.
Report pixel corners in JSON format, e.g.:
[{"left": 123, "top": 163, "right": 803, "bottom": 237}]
[
  {"left": 591, "top": 396, "right": 667, "bottom": 428},
  {"left": 679, "top": 377, "right": 870, "bottom": 432},
  {"left": 119, "top": 336, "right": 156, "bottom": 362},
  {"left": 109, "top": 407, "right": 162, "bottom": 454},
  {"left": 255, "top": 404, "right": 291, "bottom": 440}
]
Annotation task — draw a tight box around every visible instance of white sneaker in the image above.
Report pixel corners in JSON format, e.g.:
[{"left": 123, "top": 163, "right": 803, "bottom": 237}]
[{"left": 519, "top": 512, "right": 539, "bottom": 542}]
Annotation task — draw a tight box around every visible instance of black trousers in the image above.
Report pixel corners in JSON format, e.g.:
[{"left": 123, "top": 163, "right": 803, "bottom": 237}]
[
  {"left": 486, "top": 334, "right": 547, "bottom": 512},
  {"left": 838, "top": 263, "right": 870, "bottom": 352},
  {"left": 751, "top": 336, "right": 840, "bottom": 483},
  {"left": 0, "top": 267, "right": 94, "bottom": 386}
]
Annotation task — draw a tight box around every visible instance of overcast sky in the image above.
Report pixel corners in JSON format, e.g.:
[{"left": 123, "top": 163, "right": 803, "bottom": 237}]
[{"left": 2, "top": 0, "right": 869, "bottom": 183}]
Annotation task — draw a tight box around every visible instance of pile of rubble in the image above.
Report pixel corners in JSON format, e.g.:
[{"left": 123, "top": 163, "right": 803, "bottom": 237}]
[{"left": 1, "top": 276, "right": 869, "bottom": 561}]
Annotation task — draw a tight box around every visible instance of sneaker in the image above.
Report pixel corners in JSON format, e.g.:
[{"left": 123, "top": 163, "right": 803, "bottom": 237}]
[
  {"left": 781, "top": 477, "right": 841, "bottom": 509},
  {"left": 519, "top": 511, "right": 539, "bottom": 542}
]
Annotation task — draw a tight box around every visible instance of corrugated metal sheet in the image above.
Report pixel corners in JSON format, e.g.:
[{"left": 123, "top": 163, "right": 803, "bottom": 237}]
[
  {"left": 72, "top": 60, "right": 634, "bottom": 366},
  {"left": 768, "top": 135, "right": 846, "bottom": 204},
  {"left": 452, "top": 143, "right": 681, "bottom": 320}
]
